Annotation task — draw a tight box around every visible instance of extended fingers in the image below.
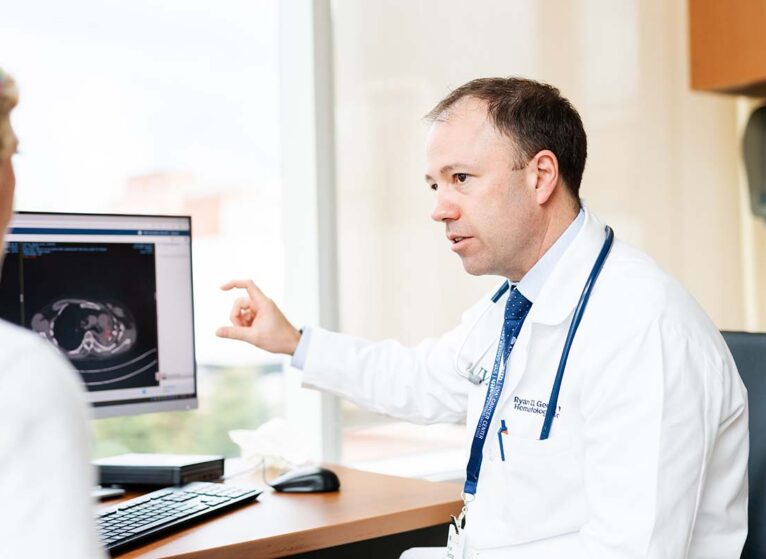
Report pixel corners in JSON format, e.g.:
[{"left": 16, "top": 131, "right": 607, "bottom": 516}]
[
  {"left": 221, "top": 279, "right": 267, "bottom": 307},
  {"left": 216, "top": 325, "right": 250, "bottom": 342}
]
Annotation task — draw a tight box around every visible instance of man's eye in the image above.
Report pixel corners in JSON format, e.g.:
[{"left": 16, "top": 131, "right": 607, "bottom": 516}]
[
  {"left": 430, "top": 183, "right": 438, "bottom": 191},
  {"left": 455, "top": 173, "right": 467, "bottom": 183}
]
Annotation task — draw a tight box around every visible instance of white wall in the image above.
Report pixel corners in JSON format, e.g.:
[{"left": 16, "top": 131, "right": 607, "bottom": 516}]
[{"left": 331, "top": 0, "right": 746, "bottom": 345}]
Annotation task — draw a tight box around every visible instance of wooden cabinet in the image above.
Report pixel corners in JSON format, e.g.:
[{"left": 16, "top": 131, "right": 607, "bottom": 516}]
[{"left": 689, "top": 0, "right": 766, "bottom": 96}]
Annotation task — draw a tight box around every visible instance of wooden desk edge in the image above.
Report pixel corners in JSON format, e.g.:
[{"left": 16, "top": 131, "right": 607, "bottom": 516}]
[{"left": 173, "top": 500, "right": 460, "bottom": 559}]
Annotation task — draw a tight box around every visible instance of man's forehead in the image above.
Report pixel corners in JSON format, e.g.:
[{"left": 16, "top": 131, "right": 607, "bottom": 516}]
[
  {"left": 427, "top": 103, "right": 490, "bottom": 150},
  {"left": 425, "top": 97, "right": 513, "bottom": 174}
]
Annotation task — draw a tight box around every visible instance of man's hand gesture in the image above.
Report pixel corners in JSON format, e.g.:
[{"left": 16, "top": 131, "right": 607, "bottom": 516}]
[{"left": 216, "top": 279, "right": 301, "bottom": 355}]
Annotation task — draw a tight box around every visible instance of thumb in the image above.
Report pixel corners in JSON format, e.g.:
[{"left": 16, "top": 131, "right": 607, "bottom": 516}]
[{"left": 216, "top": 325, "right": 253, "bottom": 343}]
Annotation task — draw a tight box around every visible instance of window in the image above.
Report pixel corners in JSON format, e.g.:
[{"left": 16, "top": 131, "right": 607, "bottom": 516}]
[{"left": 3, "top": 0, "right": 285, "bottom": 457}]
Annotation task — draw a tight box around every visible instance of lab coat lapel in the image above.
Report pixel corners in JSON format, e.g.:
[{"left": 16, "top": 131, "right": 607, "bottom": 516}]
[{"left": 498, "top": 209, "right": 607, "bottom": 409}]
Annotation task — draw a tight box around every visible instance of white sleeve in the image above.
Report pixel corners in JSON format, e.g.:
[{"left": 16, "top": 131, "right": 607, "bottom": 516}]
[
  {"left": 299, "top": 298, "right": 492, "bottom": 424},
  {"left": 0, "top": 341, "right": 106, "bottom": 559}
]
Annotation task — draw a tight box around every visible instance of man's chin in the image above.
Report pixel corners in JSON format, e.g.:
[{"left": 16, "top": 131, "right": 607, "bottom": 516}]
[{"left": 460, "top": 257, "right": 489, "bottom": 277}]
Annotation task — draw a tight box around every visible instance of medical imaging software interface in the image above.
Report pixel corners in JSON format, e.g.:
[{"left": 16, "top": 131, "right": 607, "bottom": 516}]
[{"left": 0, "top": 214, "right": 195, "bottom": 409}]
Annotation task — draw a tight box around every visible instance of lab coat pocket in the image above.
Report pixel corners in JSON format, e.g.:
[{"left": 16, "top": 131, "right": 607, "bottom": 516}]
[{"left": 497, "top": 434, "right": 585, "bottom": 545}]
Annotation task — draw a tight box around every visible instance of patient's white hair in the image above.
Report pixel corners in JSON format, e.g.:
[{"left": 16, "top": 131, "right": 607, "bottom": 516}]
[{"left": 0, "top": 68, "right": 19, "bottom": 159}]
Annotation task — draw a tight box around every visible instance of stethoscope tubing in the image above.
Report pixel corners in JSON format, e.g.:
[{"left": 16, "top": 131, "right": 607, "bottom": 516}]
[
  {"left": 460, "top": 225, "right": 615, "bottom": 500},
  {"left": 453, "top": 285, "right": 509, "bottom": 384},
  {"left": 539, "top": 225, "right": 614, "bottom": 439},
  {"left": 454, "top": 226, "right": 614, "bottom": 395}
]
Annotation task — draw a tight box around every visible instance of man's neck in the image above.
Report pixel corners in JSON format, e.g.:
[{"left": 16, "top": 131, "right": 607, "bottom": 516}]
[
  {"left": 506, "top": 205, "right": 579, "bottom": 282},
  {"left": 534, "top": 206, "right": 579, "bottom": 262},
  {"left": 514, "top": 207, "right": 585, "bottom": 301}
]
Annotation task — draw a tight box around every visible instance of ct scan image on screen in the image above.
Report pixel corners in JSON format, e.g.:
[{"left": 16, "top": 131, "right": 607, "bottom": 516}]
[{"left": 0, "top": 242, "right": 160, "bottom": 392}]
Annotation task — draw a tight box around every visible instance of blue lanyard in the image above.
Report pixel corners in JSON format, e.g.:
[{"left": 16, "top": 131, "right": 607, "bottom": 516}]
[
  {"left": 462, "top": 225, "right": 614, "bottom": 498},
  {"left": 463, "top": 288, "right": 528, "bottom": 495}
]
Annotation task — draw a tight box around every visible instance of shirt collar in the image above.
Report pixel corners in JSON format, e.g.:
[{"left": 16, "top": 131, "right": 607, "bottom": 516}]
[{"left": 514, "top": 209, "right": 585, "bottom": 302}]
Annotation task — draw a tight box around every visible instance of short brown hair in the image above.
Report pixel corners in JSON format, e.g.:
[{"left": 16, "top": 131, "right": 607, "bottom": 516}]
[{"left": 426, "top": 77, "right": 587, "bottom": 201}]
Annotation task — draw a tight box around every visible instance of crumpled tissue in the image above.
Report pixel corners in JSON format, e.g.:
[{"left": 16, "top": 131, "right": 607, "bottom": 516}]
[{"left": 229, "top": 418, "right": 311, "bottom": 470}]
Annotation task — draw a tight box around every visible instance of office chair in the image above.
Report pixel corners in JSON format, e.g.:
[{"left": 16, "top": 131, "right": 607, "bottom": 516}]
[{"left": 721, "top": 331, "right": 765, "bottom": 559}]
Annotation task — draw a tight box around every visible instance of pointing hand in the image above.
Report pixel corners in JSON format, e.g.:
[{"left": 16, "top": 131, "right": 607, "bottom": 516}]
[{"left": 215, "top": 279, "right": 301, "bottom": 355}]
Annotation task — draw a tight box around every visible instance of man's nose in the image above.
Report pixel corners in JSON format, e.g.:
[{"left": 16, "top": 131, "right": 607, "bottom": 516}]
[{"left": 431, "top": 188, "right": 460, "bottom": 222}]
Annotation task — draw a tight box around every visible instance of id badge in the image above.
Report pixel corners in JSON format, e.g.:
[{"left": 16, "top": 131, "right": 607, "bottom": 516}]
[
  {"left": 445, "top": 522, "right": 465, "bottom": 559},
  {"left": 445, "top": 508, "right": 467, "bottom": 559}
]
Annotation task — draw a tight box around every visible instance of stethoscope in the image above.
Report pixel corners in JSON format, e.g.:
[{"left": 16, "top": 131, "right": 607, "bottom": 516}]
[
  {"left": 453, "top": 282, "right": 512, "bottom": 385},
  {"left": 458, "top": 225, "right": 615, "bottom": 509},
  {"left": 453, "top": 225, "right": 615, "bottom": 388}
]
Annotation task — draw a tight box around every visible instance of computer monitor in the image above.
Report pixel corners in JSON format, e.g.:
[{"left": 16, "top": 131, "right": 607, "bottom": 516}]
[{"left": 0, "top": 212, "right": 197, "bottom": 418}]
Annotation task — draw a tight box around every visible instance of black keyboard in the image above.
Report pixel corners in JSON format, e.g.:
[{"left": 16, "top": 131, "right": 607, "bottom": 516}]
[{"left": 97, "top": 481, "right": 261, "bottom": 554}]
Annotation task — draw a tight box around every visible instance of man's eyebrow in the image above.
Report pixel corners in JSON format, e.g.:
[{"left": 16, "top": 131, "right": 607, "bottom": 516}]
[{"left": 425, "top": 163, "right": 472, "bottom": 182}]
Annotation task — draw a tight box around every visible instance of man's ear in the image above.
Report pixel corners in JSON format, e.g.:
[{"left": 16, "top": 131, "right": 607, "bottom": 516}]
[{"left": 531, "top": 150, "right": 559, "bottom": 205}]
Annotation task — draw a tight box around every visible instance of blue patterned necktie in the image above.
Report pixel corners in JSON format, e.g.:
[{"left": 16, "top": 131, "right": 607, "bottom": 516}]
[{"left": 501, "top": 286, "right": 533, "bottom": 362}]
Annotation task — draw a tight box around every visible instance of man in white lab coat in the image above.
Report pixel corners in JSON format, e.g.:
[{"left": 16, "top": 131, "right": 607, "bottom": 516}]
[{"left": 217, "top": 77, "right": 748, "bottom": 558}]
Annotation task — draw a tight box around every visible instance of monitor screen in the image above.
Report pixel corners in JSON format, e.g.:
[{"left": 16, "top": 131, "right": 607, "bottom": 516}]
[{"left": 0, "top": 212, "right": 197, "bottom": 418}]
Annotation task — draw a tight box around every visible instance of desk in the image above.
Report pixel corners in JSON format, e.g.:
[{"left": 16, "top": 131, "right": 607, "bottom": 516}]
[{"left": 108, "top": 465, "right": 462, "bottom": 558}]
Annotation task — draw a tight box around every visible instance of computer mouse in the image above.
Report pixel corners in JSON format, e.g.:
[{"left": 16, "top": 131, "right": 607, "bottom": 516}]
[{"left": 269, "top": 466, "right": 341, "bottom": 493}]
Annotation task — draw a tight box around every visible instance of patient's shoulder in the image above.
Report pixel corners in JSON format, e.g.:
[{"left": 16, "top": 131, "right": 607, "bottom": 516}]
[{"left": 0, "top": 319, "right": 85, "bottom": 407}]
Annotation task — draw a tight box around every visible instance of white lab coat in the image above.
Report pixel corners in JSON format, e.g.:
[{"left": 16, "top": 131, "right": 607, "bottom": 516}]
[{"left": 301, "top": 210, "right": 748, "bottom": 558}]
